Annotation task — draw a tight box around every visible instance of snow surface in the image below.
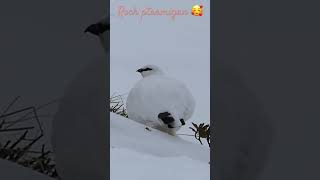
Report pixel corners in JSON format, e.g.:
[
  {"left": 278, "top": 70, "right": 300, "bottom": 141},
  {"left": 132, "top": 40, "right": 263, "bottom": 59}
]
[
  {"left": 111, "top": 112, "right": 210, "bottom": 180},
  {"left": 0, "top": 159, "right": 53, "bottom": 180}
]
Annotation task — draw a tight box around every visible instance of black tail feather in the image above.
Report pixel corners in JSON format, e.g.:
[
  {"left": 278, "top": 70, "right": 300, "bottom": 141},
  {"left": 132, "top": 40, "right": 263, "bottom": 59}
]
[{"left": 158, "top": 112, "right": 174, "bottom": 127}]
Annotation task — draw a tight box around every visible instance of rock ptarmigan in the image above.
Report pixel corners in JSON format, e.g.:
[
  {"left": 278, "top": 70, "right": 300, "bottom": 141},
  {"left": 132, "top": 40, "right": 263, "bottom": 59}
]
[{"left": 126, "top": 65, "right": 196, "bottom": 136}]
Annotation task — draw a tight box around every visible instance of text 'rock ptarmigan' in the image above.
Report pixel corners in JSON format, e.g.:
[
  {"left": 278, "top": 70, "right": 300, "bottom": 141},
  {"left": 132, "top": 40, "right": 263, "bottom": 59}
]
[{"left": 126, "top": 65, "right": 196, "bottom": 136}]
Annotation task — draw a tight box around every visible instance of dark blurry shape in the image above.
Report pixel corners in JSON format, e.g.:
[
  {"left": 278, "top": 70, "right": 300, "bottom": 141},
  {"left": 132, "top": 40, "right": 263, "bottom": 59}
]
[
  {"left": 51, "top": 17, "right": 109, "bottom": 180},
  {"left": 84, "top": 16, "right": 109, "bottom": 53},
  {"left": 84, "top": 21, "right": 110, "bottom": 36},
  {"left": 213, "top": 63, "right": 273, "bottom": 180},
  {"left": 0, "top": 0, "right": 109, "bottom": 179}
]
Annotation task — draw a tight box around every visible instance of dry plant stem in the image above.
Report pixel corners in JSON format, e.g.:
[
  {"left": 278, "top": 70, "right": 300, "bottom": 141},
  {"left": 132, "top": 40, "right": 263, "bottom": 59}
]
[{"left": 0, "top": 98, "right": 60, "bottom": 179}]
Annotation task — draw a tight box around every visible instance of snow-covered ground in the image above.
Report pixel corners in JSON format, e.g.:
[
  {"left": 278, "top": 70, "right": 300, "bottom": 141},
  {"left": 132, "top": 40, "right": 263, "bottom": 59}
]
[
  {"left": 111, "top": 113, "right": 210, "bottom": 180},
  {"left": 0, "top": 159, "right": 53, "bottom": 180}
]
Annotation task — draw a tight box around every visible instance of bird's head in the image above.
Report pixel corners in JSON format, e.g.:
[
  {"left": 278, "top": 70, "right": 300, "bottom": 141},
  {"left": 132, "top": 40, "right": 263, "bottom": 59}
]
[
  {"left": 84, "top": 17, "right": 110, "bottom": 36},
  {"left": 84, "top": 16, "right": 110, "bottom": 53},
  {"left": 136, "top": 65, "right": 164, "bottom": 78}
]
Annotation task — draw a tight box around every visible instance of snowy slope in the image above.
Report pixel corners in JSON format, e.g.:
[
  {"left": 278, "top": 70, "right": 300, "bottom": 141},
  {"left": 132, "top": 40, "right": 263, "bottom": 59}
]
[
  {"left": 0, "top": 159, "right": 54, "bottom": 180},
  {"left": 110, "top": 113, "right": 210, "bottom": 180}
]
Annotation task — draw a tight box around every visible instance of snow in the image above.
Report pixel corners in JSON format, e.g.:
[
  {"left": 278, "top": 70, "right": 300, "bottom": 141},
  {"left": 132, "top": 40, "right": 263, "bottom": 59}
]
[
  {"left": 111, "top": 149, "right": 209, "bottom": 180},
  {"left": 126, "top": 65, "right": 195, "bottom": 134},
  {"left": 0, "top": 159, "right": 54, "bottom": 180},
  {"left": 110, "top": 112, "right": 210, "bottom": 179}
]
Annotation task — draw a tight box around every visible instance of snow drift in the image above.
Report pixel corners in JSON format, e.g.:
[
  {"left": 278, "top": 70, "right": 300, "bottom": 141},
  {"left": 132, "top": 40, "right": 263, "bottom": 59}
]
[{"left": 110, "top": 112, "right": 210, "bottom": 180}]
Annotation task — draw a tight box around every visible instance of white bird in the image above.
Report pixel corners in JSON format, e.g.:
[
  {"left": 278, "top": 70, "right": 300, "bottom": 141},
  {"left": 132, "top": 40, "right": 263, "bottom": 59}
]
[{"left": 126, "top": 65, "right": 196, "bottom": 136}]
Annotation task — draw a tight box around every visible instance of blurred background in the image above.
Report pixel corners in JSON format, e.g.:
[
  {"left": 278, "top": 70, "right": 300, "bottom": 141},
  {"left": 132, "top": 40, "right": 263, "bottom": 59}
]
[{"left": 0, "top": 0, "right": 106, "bottom": 143}]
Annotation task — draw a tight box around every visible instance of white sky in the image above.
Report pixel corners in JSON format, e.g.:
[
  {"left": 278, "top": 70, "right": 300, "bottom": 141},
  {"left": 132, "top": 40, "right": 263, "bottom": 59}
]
[{"left": 110, "top": 0, "right": 210, "bottom": 141}]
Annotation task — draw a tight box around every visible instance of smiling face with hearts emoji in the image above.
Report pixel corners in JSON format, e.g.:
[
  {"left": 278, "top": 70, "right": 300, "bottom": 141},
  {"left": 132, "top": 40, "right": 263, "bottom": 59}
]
[{"left": 191, "top": 5, "right": 203, "bottom": 16}]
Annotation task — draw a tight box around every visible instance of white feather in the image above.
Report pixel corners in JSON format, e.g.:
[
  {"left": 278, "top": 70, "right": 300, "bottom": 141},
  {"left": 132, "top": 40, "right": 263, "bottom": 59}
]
[{"left": 126, "top": 65, "right": 195, "bottom": 135}]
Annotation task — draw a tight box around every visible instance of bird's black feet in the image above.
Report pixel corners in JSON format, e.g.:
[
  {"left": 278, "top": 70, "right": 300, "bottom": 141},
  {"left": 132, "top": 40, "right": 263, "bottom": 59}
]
[{"left": 167, "top": 124, "right": 174, "bottom": 129}]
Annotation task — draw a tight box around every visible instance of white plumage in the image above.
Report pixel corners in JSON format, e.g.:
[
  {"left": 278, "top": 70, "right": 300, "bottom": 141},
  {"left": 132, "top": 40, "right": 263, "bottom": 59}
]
[{"left": 126, "top": 65, "right": 195, "bottom": 135}]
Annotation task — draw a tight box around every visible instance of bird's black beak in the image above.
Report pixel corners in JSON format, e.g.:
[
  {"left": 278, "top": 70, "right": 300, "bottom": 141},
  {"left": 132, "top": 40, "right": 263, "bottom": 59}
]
[{"left": 136, "top": 68, "right": 143, "bottom": 73}]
